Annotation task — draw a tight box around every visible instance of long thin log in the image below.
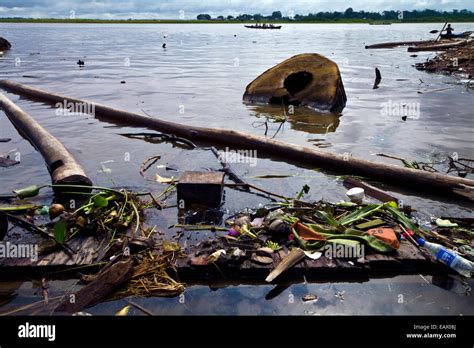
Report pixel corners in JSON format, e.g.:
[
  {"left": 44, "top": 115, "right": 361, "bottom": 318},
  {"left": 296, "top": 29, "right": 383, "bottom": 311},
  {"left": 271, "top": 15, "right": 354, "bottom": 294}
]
[
  {"left": 365, "top": 40, "right": 432, "bottom": 49},
  {"left": 0, "top": 80, "right": 473, "bottom": 198},
  {"left": 0, "top": 91, "right": 92, "bottom": 190}
]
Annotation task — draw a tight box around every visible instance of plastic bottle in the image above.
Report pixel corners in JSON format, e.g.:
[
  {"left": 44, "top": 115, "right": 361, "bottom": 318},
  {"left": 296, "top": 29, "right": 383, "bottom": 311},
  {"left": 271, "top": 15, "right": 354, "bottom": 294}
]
[{"left": 417, "top": 237, "right": 473, "bottom": 278}]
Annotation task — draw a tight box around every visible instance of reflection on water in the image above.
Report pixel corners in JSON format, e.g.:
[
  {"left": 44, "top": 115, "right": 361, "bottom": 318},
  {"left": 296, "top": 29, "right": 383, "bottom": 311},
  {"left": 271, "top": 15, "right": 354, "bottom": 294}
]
[{"left": 247, "top": 104, "right": 340, "bottom": 137}]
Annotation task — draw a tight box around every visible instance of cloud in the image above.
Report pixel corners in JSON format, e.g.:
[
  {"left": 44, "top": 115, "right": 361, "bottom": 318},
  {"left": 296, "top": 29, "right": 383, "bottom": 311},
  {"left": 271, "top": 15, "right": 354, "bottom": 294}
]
[{"left": 0, "top": 0, "right": 472, "bottom": 19}]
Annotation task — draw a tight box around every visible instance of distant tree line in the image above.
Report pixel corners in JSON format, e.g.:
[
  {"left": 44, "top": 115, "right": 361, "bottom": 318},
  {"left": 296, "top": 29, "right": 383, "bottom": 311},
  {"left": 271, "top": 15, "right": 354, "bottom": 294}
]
[{"left": 196, "top": 8, "right": 474, "bottom": 22}]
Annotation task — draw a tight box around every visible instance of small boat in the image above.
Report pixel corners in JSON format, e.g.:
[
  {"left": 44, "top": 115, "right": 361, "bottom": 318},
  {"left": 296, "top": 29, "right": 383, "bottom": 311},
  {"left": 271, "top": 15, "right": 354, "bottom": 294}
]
[
  {"left": 369, "top": 22, "right": 392, "bottom": 25},
  {"left": 245, "top": 24, "right": 282, "bottom": 29},
  {"left": 440, "top": 31, "right": 473, "bottom": 39}
]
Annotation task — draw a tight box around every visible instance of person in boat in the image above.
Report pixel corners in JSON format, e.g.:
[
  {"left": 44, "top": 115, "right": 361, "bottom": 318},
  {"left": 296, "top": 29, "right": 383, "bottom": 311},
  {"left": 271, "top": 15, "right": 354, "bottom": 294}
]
[{"left": 443, "top": 24, "right": 454, "bottom": 38}]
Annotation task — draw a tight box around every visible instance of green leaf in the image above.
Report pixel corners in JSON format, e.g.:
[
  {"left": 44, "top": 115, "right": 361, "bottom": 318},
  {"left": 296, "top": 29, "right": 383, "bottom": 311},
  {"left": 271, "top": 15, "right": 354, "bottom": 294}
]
[
  {"left": 383, "top": 205, "right": 418, "bottom": 232},
  {"left": 13, "top": 185, "right": 40, "bottom": 199},
  {"left": 339, "top": 204, "right": 384, "bottom": 226},
  {"left": 93, "top": 195, "right": 109, "bottom": 208},
  {"left": 0, "top": 204, "right": 37, "bottom": 212},
  {"left": 314, "top": 210, "right": 340, "bottom": 227},
  {"left": 54, "top": 219, "right": 67, "bottom": 244}
]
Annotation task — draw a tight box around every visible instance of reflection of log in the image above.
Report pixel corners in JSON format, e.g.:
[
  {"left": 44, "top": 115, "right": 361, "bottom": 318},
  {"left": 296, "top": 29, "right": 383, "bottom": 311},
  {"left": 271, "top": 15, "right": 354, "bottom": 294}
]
[
  {"left": 1, "top": 80, "right": 474, "bottom": 198},
  {"left": 0, "top": 92, "right": 92, "bottom": 190}
]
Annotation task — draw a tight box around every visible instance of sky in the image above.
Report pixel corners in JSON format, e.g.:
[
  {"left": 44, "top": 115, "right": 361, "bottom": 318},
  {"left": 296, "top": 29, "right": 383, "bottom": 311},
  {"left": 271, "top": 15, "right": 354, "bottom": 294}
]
[{"left": 0, "top": 0, "right": 472, "bottom": 19}]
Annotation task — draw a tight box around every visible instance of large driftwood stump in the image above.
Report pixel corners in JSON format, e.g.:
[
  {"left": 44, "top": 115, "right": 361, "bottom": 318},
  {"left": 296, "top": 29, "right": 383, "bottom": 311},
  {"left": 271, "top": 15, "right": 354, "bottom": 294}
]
[
  {"left": 243, "top": 53, "right": 347, "bottom": 113},
  {"left": 0, "top": 37, "right": 11, "bottom": 51}
]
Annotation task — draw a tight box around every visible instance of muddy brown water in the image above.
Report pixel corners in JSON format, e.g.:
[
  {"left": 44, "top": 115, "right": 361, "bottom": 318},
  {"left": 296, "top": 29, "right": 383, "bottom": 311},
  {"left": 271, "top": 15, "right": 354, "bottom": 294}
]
[{"left": 0, "top": 23, "right": 473, "bottom": 315}]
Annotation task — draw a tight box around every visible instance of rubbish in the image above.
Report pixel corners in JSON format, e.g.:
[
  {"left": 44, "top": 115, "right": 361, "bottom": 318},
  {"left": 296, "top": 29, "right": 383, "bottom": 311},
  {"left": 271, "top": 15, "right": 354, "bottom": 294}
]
[
  {"left": 292, "top": 221, "right": 327, "bottom": 241},
  {"left": 228, "top": 227, "right": 240, "bottom": 237},
  {"left": 367, "top": 228, "right": 400, "bottom": 249},
  {"left": 156, "top": 173, "right": 175, "bottom": 184},
  {"left": 346, "top": 187, "right": 365, "bottom": 204},
  {"left": 343, "top": 176, "right": 412, "bottom": 212},
  {"left": 177, "top": 171, "right": 224, "bottom": 208},
  {"left": 417, "top": 237, "right": 473, "bottom": 277},
  {"left": 257, "top": 247, "right": 274, "bottom": 256},
  {"left": 265, "top": 247, "right": 305, "bottom": 282},
  {"left": 251, "top": 254, "right": 273, "bottom": 265},
  {"left": 436, "top": 218, "right": 459, "bottom": 228},
  {"left": 162, "top": 240, "right": 181, "bottom": 252},
  {"left": 268, "top": 219, "right": 291, "bottom": 236},
  {"left": 304, "top": 250, "right": 322, "bottom": 260},
  {"left": 335, "top": 290, "right": 345, "bottom": 302},
  {"left": 48, "top": 204, "right": 65, "bottom": 220},
  {"left": 234, "top": 215, "right": 251, "bottom": 227},
  {"left": 190, "top": 255, "right": 209, "bottom": 266},
  {"left": 38, "top": 205, "right": 49, "bottom": 215},
  {"left": 251, "top": 217, "right": 264, "bottom": 228},
  {"left": 231, "top": 248, "right": 245, "bottom": 257},
  {"left": 302, "top": 294, "right": 318, "bottom": 302},
  {"left": 208, "top": 249, "right": 226, "bottom": 262},
  {"left": 243, "top": 53, "right": 347, "bottom": 113},
  {"left": 114, "top": 304, "right": 131, "bottom": 316}
]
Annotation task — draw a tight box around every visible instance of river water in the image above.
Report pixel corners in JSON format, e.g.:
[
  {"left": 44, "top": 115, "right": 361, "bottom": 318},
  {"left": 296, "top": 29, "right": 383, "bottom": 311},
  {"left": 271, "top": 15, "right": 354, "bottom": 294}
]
[{"left": 0, "top": 23, "right": 473, "bottom": 315}]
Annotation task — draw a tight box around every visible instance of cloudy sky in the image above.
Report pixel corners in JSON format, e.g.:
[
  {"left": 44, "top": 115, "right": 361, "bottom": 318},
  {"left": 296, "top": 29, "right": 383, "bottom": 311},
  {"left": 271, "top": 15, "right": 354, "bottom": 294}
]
[{"left": 0, "top": 0, "right": 472, "bottom": 19}]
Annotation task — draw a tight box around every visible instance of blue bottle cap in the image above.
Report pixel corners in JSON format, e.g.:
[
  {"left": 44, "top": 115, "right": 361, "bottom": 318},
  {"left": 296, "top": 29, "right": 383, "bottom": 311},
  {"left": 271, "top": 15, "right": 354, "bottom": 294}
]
[{"left": 416, "top": 237, "right": 425, "bottom": 246}]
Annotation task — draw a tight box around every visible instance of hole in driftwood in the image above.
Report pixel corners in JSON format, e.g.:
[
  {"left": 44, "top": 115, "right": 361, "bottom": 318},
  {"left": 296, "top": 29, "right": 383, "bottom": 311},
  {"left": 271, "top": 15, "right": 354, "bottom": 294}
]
[
  {"left": 284, "top": 71, "right": 313, "bottom": 95},
  {"left": 50, "top": 160, "right": 65, "bottom": 172}
]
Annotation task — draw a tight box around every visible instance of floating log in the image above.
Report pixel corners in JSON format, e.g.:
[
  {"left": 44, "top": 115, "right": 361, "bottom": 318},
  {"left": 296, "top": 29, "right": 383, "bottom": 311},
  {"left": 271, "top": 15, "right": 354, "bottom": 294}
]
[
  {"left": 54, "top": 258, "right": 134, "bottom": 313},
  {"left": 407, "top": 39, "right": 470, "bottom": 52},
  {"left": 365, "top": 40, "right": 432, "bottom": 49},
  {"left": 0, "top": 92, "right": 92, "bottom": 190},
  {"left": 0, "top": 80, "right": 473, "bottom": 198}
]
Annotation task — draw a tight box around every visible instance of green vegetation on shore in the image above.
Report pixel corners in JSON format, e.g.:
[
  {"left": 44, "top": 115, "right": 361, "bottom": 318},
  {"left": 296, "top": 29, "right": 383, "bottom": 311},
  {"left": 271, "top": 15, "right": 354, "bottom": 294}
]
[
  {"left": 0, "top": 17, "right": 473, "bottom": 24},
  {"left": 1, "top": 8, "right": 473, "bottom": 24}
]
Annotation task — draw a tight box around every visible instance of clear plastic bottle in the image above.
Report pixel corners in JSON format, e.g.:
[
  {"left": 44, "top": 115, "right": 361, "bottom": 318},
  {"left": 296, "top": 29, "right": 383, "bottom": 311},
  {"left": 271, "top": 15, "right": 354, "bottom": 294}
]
[{"left": 417, "top": 237, "right": 473, "bottom": 278}]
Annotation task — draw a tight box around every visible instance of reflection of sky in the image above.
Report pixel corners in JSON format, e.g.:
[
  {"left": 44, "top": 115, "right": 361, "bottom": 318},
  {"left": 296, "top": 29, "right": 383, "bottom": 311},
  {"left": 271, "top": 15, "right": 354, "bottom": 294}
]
[
  {"left": 82, "top": 275, "right": 474, "bottom": 315},
  {"left": 0, "top": 0, "right": 473, "bottom": 19}
]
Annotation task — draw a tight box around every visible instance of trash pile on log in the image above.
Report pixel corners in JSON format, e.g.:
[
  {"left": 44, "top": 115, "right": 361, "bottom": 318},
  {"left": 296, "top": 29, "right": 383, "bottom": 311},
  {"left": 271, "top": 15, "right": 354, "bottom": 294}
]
[{"left": 415, "top": 39, "right": 474, "bottom": 78}]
